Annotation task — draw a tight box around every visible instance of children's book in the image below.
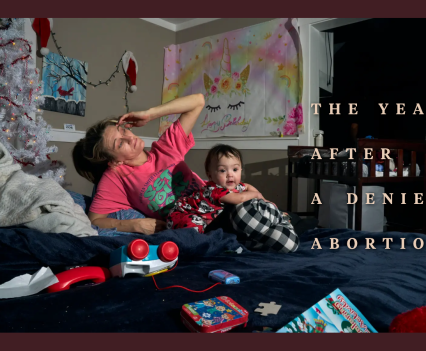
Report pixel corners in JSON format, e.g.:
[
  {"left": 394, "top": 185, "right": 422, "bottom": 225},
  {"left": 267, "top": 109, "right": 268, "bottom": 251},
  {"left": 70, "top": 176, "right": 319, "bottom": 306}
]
[{"left": 276, "top": 288, "right": 377, "bottom": 333}]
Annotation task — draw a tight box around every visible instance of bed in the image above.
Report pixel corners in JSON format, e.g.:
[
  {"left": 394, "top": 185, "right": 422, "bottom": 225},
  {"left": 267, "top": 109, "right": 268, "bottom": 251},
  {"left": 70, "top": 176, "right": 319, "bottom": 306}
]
[
  {"left": 287, "top": 139, "right": 426, "bottom": 233},
  {"left": 1, "top": 220, "right": 426, "bottom": 332}
]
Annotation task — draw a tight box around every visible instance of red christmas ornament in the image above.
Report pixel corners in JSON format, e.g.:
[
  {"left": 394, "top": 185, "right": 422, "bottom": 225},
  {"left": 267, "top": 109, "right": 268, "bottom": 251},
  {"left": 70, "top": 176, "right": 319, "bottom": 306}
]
[
  {"left": 389, "top": 306, "right": 426, "bottom": 333},
  {"left": 31, "top": 18, "right": 53, "bottom": 56},
  {"left": 122, "top": 51, "right": 138, "bottom": 93}
]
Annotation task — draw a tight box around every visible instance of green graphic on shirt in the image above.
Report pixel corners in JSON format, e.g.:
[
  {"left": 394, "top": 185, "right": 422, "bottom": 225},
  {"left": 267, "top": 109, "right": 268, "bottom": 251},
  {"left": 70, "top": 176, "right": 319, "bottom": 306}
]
[{"left": 143, "top": 169, "right": 188, "bottom": 217}]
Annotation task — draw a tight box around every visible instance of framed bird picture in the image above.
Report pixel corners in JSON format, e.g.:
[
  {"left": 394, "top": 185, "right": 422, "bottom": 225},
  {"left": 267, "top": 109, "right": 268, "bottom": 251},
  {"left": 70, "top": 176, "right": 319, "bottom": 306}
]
[{"left": 41, "top": 52, "right": 88, "bottom": 116}]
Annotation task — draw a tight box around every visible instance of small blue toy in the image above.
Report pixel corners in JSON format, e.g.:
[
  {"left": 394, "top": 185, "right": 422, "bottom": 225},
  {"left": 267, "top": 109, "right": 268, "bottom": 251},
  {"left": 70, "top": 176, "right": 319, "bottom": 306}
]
[
  {"left": 208, "top": 270, "right": 240, "bottom": 284},
  {"left": 109, "top": 239, "right": 179, "bottom": 278}
]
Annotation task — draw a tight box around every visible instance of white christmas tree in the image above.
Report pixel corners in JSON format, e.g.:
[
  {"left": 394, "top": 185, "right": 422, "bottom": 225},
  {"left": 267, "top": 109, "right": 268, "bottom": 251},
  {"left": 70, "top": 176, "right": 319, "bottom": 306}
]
[{"left": 0, "top": 18, "right": 65, "bottom": 183}]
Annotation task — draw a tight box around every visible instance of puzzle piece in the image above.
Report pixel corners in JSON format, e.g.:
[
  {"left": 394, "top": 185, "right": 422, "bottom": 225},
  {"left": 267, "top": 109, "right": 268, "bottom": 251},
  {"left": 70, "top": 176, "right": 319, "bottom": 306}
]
[
  {"left": 255, "top": 302, "right": 282, "bottom": 316},
  {"left": 252, "top": 327, "right": 274, "bottom": 333}
]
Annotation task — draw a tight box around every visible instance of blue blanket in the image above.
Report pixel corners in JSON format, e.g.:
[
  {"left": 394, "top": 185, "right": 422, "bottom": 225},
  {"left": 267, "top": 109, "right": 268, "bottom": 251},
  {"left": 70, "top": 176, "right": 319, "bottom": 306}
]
[{"left": 0, "top": 227, "right": 425, "bottom": 332}]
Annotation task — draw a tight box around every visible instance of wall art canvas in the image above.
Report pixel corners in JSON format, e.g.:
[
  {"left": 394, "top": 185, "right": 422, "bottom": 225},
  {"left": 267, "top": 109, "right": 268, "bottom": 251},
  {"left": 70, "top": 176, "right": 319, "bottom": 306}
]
[
  {"left": 160, "top": 18, "right": 303, "bottom": 137},
  {"left": 41, "top": 52, "right": 87, "bottom": 116}
]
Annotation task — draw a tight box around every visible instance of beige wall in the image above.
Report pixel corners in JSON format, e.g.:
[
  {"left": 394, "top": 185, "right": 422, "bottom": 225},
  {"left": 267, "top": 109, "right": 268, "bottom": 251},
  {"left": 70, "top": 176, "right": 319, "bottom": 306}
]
[
  {"left": 36, "top": 18, "right": 174, "bottom": 195},
  {"left": 176, "top": 18, "right": 275, "bottom": 43},
  {"left": 38, "top": 18, "right": 175, "bottom": 136},
  {"left": 38, "top": 18, "right": 295, "bottom": 210}
]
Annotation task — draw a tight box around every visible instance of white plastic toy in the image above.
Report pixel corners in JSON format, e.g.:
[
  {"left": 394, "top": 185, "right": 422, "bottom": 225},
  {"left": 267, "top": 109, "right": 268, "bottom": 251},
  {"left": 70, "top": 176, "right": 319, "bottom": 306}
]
[{"left": 109, "top": 239, "right": 179, "bottom": 278}]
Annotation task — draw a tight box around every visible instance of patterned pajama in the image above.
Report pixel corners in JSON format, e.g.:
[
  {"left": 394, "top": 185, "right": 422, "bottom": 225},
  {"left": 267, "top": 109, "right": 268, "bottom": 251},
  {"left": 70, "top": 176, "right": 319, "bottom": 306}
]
[
  {"left": 168, "top": 211, "right": 207, "bottom": 233},
  {"left": 167, "top": 182, "right": 299, "bottom": 253},
  {"left": 229, "top": 199, "right": 299, "bottom": 253},
  {"left": 166, "top": 181, "right": 246, "bottom": 233}
]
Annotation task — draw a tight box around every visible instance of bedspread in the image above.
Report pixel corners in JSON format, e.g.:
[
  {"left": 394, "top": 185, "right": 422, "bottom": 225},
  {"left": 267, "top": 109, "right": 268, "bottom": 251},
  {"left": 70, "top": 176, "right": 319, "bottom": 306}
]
[{"left": 0, "top": 227, "right": 424, "bottom": 332}]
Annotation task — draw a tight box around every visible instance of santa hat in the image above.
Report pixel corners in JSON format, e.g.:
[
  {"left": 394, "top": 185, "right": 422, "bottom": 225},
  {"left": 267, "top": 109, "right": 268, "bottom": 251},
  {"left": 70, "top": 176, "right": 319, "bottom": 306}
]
[
  {"left": 31, "top": 18, "right": 53, "bottom": 56},
  {"left": 122, "top": 51, "right": 138, "bottom": 93}
]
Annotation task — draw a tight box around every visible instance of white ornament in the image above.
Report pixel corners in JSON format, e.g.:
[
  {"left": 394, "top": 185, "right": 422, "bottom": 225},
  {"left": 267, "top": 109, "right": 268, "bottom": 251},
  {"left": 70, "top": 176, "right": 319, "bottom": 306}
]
[{"left": 40, "top": 47, "right": 50, "bottom": 56}]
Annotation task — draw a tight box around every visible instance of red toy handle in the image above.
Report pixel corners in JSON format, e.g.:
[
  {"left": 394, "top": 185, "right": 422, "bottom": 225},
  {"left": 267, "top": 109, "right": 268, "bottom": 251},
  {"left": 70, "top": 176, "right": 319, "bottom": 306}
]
[{"left": 47, "top": 267, "right": 111, "bottom": 293}]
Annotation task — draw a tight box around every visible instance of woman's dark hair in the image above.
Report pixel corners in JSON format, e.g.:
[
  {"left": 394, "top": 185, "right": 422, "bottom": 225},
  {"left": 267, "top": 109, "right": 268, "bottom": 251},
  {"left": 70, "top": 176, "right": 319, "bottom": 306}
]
[
  {"left": 72, "top": 119, "right": 118, "bottom": 184},
  {"left": 204, "top": 144, "right": 243, "bottom": 175}
]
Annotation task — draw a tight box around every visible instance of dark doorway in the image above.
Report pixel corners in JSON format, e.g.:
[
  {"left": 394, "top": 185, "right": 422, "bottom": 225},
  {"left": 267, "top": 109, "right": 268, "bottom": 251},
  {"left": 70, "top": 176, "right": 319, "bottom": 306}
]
[
  {"left": 319, "top": 19, "right": 426, "bottom": 231},
  {"left": 320, "top": 19, "right": 426, "bottom": 149}
]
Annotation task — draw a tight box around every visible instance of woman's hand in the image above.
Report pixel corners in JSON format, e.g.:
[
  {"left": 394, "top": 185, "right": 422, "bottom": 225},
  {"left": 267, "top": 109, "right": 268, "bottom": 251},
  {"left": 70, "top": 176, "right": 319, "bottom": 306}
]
[
  {"left": 88, "top": 213, "right": 167, "bottom": 235},
  {"left": 117, "top": 111, "right": 151, "bottom": 128},
  {"left": 117, "top": 94, "right": 204, "bottom": 136},
  {"left": 133, "top": 218, "right": 167, "bottom": 235}
]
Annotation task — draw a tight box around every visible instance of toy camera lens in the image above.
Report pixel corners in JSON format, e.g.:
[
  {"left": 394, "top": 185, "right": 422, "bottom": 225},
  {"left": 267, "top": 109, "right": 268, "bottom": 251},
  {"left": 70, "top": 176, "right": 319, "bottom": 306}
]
[
  {"left": 127, "top": 239, "right": 149, "bottom": 261},
  {"left": 158, "top": 242, "right": 179, "bottom": 262}
]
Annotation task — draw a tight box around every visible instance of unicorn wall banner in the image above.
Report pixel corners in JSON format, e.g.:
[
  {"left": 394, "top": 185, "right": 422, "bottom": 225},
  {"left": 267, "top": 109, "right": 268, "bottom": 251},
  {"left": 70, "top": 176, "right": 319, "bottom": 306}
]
[{"left": 159, "top": 18, "right": 303, "bottom": 138}]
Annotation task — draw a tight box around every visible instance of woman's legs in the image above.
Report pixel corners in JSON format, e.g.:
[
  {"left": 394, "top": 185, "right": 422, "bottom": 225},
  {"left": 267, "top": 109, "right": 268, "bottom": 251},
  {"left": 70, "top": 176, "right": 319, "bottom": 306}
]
[
  {"left": 229, "top": 199, "right": 299, "bottom": 253},
  {"left": 206, "top": 199, "right": 298, "bottom": 253},
  {"left": 205, "top": 200, "right": 300, "bottom": 253}
]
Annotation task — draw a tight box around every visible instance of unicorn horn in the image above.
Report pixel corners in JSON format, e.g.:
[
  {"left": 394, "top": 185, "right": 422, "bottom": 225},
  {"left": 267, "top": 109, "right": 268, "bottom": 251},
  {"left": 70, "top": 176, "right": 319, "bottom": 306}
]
[{"left": 219, "top": 38, "right": 231, "bottom": 76}]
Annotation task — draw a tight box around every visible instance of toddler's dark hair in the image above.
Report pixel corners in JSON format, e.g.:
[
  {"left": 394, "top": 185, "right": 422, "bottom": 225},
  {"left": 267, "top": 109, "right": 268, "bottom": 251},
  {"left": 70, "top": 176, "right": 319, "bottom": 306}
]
[{"left": 204, "top": 144, "right": 243, "bottom": 175}]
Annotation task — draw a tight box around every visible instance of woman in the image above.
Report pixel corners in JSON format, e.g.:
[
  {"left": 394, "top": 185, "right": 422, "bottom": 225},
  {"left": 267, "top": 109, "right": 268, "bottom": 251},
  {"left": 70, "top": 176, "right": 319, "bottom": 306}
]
[
  {"left": 73, "top": 94, "right": 299, "bottom": 253},
  {"left": 73, "top": 94, "right": 206, "bottom": 235}
]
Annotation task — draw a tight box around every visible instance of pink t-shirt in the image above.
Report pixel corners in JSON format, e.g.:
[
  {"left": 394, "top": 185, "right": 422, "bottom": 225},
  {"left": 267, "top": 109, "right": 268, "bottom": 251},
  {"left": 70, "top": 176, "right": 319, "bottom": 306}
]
[{"left": 90, "top": 119, "right": 205, "bottom": 220}]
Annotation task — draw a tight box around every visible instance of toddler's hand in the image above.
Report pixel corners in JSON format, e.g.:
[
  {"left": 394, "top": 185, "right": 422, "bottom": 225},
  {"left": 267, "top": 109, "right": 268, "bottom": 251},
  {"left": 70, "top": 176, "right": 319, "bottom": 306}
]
[
  {"left": 265, "top": 200, "right": 278, "bottom": 208},
  {"left": 254, "top": 191, "right": 266, "bottom": 201}
]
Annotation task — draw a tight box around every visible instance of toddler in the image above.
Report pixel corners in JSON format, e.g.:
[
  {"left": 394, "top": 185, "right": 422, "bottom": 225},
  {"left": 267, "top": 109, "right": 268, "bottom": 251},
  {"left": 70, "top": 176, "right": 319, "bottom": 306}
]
[
  {"left": 166, "top": 145, "right": 296, "bottom": 250},
  {"left": 167, "top": 144, "right": 270, "bottom": 232}
]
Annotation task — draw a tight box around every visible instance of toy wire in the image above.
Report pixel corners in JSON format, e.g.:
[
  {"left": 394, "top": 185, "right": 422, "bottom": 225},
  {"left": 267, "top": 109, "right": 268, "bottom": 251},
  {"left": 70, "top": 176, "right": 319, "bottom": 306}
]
[{"left": 151, "top": 261, "right": 222, "bottom": 293}]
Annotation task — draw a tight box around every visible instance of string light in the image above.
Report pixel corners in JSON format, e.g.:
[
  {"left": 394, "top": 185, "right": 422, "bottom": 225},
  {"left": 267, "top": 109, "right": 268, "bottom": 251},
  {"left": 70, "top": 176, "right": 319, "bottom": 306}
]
[{"left": 49, "top": 31, "right": 130, "bottom": 111}]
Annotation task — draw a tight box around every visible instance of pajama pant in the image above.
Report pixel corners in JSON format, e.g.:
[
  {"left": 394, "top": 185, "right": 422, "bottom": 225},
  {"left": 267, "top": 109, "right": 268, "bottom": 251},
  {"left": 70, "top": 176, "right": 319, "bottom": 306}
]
[
  {"left": 167, "top": 211, "right": 207, "bottom": 233},
  {"left": 205, "top": 199, "right": 299, "bottom": 253}
]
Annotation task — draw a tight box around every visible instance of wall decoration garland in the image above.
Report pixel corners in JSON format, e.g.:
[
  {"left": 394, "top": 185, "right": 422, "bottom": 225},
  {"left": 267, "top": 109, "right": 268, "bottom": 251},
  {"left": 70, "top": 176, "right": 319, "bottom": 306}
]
[{"left": 31, "top": 18, "right": 138, "bottom": 113}]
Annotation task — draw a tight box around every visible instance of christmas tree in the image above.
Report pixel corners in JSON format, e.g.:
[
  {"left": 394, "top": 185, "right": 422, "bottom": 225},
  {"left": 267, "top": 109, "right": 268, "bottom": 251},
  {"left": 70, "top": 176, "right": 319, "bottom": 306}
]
[{"left": 0, "top": 18, "right": 65, "bottom": 183}]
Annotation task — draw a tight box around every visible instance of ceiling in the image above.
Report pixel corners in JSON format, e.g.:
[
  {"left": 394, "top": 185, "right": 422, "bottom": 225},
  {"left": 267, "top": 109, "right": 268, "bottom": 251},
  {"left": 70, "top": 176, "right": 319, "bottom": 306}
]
[
  {"left": 141, "top": 18, "right": 220, "bottom": 32},
  {"left": 161, "top": 18, "right": 194, "bottom": 24}
]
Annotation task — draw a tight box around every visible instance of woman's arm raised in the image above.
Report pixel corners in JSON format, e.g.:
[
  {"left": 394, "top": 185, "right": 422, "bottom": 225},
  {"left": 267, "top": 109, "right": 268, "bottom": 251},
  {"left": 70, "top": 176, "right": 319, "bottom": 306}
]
[
  {"left": 117, "top": 93, "right": 205, "bottom": 137},
  {"left": 89, "top": 212, "right": 166, "bottom": 235}
]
